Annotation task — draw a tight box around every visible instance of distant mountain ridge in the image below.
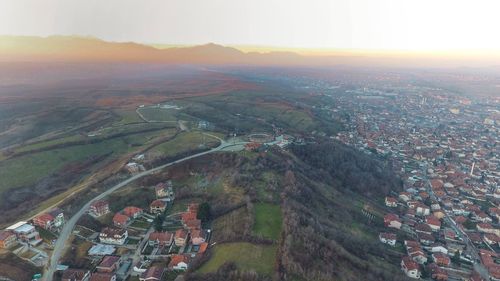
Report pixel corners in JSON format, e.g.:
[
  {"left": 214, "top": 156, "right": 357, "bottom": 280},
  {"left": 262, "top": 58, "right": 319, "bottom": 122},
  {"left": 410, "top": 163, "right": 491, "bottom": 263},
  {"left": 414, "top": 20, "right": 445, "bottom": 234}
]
[
  {"left": 0, "top": 35, "right": 309, "bottom": 65},
  {"left": 1, "top": 35, "right": 499, "bottom": 68}
]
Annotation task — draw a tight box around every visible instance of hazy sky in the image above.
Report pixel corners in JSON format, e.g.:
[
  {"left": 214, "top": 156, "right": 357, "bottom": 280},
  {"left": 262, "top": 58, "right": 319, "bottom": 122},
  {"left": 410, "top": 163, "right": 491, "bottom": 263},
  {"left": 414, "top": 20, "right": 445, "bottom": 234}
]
[{"left": 1, "top": 0, "right": 500, "bottom": 51}]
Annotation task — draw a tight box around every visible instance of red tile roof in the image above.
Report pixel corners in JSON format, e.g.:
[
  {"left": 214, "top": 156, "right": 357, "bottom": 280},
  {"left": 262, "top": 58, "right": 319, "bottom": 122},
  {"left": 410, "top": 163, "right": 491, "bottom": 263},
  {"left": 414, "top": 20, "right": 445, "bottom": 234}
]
[{"left": 113, "top": 213, "right": 129, "bottom": 226}]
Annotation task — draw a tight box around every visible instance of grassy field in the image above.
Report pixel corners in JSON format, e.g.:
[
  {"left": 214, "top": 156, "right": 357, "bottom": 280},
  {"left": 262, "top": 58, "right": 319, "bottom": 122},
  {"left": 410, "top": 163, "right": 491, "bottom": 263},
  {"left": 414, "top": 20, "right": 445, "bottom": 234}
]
[
  {"left": 149, "top": 131, "right": 220, "bottom": 157},
  {"left": 0, "top": 124, "right": 177, "bottom": 198},
  {"left": 198, "top": 242, "right": 277, "bottom": 275},
  {"left": 137, "top": 106, "right": 178, "bottom": 122},
  {"left": 113, "top": 109, "right": 144, "bottom": 125},
  {"left": 253, "top": 203, "right": 282, "bottom": 240}
]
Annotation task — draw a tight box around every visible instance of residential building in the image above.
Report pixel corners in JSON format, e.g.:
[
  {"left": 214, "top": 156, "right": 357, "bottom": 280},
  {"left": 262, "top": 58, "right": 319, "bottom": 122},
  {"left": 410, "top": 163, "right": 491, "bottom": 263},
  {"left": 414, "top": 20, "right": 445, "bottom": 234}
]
[
  {"left": 96, "top": 256, "right": 121, "bottom": 273},
  {"left": 148, "top": 232, "right": 173, "bottom": 247},
  {"left": 384, "top": 213, "right": 402, "bottom": 229},
  {"left": 379, "top": 232, "right": 397, "bottom": 246},
  {"left": 432, "top": 252, "right": 451, "bottom": 267},
  {"left": 90, "top": 272, "right": 116, "bottom": 281},
  {"left": 112, "top": 213, "right": 130, "bottom": 227},
  {"left": 401, "top": 256, "right": 421, "bottom": 279},
  {"left": 169, "top": 255, "right": 189, "bottom": 270},
  {"left": 90, "top": 200, "right": 110, "bottom": 217},
  {"left": 190, "top": 229, "right": 205, "bottom": 246},
  {"left": 99, "top": 228, "right": 128, "bottom": 245},
  {"left": 61, "top": 269, "right": 91, "bottom": 281},
  {"left": 385, "top": 196, "right": 398, "bottom": 207},
  {"left": 33, "top": 213, "right": 55, "bottom": 230},
  {"left": 140, "top": 266, "right": 165, "bottom": 281},
  {"left": 174, "top": 229, "right": 188, "bottom": 247},
  {"left": 0, "top": 231, "right": 17, "bottom": 249},
  {"left": 150, "top": 200, "right": 167, "bottom": 214},
  {"left": 7, "top": 222, "right": 41, "bottom": 246},
  {"left": 123, "top": 206, "right": 143, "bottom": 219}
]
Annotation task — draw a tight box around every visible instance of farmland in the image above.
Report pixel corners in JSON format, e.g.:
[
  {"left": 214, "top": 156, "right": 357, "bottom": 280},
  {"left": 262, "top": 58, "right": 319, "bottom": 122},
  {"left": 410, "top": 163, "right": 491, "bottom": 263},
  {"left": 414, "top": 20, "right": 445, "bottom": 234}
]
[
  {"left": 252, "top": 203, "right": 282, "bottom": 240},
  {"left": 197, "top": 242, "right": 277, "bottom": 276}
]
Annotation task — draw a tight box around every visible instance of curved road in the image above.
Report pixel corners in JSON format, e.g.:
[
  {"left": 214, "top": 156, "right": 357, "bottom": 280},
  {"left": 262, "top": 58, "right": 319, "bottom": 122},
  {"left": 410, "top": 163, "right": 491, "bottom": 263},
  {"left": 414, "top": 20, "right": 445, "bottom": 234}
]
[{"left": 44, "top": 136, "right": 246, "bottom": 280}]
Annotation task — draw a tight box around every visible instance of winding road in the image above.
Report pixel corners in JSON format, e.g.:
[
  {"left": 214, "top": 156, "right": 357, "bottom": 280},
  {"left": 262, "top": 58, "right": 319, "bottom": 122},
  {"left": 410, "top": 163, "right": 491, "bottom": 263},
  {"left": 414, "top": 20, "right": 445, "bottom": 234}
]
[{"left": 43, "top": 134, "right": 247, "bottom": 281}]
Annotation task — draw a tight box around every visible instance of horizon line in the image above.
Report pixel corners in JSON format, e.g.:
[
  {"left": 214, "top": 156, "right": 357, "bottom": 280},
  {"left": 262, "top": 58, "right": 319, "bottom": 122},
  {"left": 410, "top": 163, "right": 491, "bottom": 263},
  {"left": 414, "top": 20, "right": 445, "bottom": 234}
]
[{"left": 2, "top": 34, "right": 500, "bottom": 58}]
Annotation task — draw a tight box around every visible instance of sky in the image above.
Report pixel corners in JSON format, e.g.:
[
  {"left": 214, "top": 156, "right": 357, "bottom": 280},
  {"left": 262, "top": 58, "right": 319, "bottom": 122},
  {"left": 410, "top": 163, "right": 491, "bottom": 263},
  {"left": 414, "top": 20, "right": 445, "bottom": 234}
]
[{"left": 1, "top": 0, "right": 500, "bottom": 52}]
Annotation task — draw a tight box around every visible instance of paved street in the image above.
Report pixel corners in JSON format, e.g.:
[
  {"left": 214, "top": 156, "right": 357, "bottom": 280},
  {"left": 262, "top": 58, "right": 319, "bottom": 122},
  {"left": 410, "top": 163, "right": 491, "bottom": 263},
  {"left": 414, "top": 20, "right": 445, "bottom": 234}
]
[{"left": 43, "top": 136, "right": 246, "bottom": 281}]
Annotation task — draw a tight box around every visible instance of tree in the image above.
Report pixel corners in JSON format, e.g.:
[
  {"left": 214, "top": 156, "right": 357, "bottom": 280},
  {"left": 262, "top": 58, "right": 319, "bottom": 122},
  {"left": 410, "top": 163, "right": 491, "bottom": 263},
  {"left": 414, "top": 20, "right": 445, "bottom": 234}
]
[
  {"left": 452, "top": 251, "right": 461, "bottom": 265},
  {"left": 197, "top": 202, "right": 212, "bottom": 223},
  {"left": 153, "top": 215, "right": 164, "bottom": 231}
]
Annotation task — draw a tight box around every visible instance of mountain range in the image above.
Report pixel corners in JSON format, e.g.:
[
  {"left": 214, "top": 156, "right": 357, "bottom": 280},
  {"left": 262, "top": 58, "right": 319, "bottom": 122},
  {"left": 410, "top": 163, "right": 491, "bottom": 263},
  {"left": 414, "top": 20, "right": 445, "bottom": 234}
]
[{"left": 1, "top": 35, "right": 499, "bottom": 68}]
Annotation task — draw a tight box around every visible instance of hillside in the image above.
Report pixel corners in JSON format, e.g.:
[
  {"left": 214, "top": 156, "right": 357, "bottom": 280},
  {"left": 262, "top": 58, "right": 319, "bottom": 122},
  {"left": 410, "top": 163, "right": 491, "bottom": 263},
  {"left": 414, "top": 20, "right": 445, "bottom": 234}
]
[{"left": 150, "top": 141, "right": 409, "bottom": 281}]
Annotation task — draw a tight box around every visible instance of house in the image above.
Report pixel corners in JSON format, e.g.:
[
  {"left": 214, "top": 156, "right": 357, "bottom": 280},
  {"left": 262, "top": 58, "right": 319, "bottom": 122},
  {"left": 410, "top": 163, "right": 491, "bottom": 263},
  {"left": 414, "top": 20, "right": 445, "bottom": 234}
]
[
  {"left": 431, "top": 202, "right": 441, "bottom": 211},
  {"left": 169, "top": 254, "right": 190, "bottom": 270},
  {"left": 155, "top": 183, "right": 169, "bottom": 198},
  {"left": 401, "top": 256, "right": 421, "bottom": 279},
  {"left": 190, "top": 229, "right": 206, "bottom": 246},
  {"left": 33, "top": 213, "right": 55, "bottom": 230},
  {"left": 174, "top": 229, "right": 188, "bottom": 247},
  {"left": 399, "top": 192, "right": 412, "bottom": 202},
  {"left": 123, "top": 206, "right": 143, "bottom": 219},
  {"left": 7, "top": 222, "right": 42, "bottom": 246},
  {"left": 432, "top": 252, "right": 451, "bottom": 267},
  {"left": 96, "top": 256, "right": 121, "bottom": 273},
  {"left": 415, "top": 223, "right": 432, "bottom": 235},
  {"left": 415, "top": 203, "right": 431, "bottom": 216},
  {"left": 48, "top": 208, "right": 65, "bottom": 227},
  {"left": 477, "top": 223, "right": 500, "bottom": 236},
  {"left": 90, "top": 200, "right": 110, "bottom": 217},
  {"left": 125, "top": 162, "right": 140, "bottom": 173},
  {"left": 410, "top": 250, "right": 428, "bottom": 265},
  {"left": 181, "top": 212, "right": 197, "bottom": 224},
  {"left": 185, "top": 219, "right": 201, "bottom": 231},
  {"left": 155, "top": 181, "right": 173, "bottom": 198},
  {"left": 89, "top": 272, "right": 116, "bottom": 281},
  {"left": 99, "top": 228, "right": 128, "bottom": 245},
  {"left": 385, "top": 197, "right": 398, "bottom": 207},
  {"left": 0, "top": 231, "right": 17, "bottom": 249},
  {"left": 112, "top": 213, "right": 130, "bottom": 227},
  {"left": 484, "top": 233, "right": 500, "bottom": 246},
  {"left": 245, "top": 142, "right": 262, "bottom": 151},
  {"left": 379, "top": 232, "right": 397, "bottom": 246},
  {"left": 473, "top": 211, "right": 492, "bottom": 223},
  {"left": 198, "top": 242, "right": 208, "bottom": 255},
  {"left": 418, "top": 232, "right": 436, "bottom": 245},
  {"left": 150, "top": 200, "right": 167, "bottom": 214},
  {"left": 431, "top": 245, "right": 448, "bottom": 255},
  {"left": 61, "top": 269, "right": 91, "bottom": 281},
  {"left": 426, "top": 216, "right": 441, "bottom": 232},
  {"left": 384, "top": 213, "right": 402, "bottom": 229},
  {"left": 148, "top": 232, "right": 174, "bottom": 247},
  {"left": 427, "top": 263, "right": 448, "bottom": 281},
  {"left": 433, "top": 210, "right": 446, "bottom": 219},
  {"left": 140, "top": 266, "right": 165, "bottom": 281}
]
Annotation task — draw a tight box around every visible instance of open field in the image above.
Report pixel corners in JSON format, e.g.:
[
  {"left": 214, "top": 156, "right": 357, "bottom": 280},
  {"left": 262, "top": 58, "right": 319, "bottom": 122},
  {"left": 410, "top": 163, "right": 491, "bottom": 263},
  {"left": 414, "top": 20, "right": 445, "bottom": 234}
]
[
  {"left": 212, "top": 206, "right": 250, "bottom": 243},
  {"left": 137, "top": 105, "right": 179, "bottom": 122},
  {"left": 252, "top": 203, "right": 282, "bottom": 240},
  {"left": 198, "top": 242, "right": 277, "bottom": 275},
  {"left": 148, "top": 131, "right": 221, "bottom": 158}
]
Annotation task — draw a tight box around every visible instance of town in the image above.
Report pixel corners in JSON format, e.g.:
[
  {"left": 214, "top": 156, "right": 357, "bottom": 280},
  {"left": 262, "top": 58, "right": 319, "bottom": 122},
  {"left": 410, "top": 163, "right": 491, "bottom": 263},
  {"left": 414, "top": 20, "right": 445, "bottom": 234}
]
[{"left": 326, "top": 86, "right": 500, "bottom": 281}]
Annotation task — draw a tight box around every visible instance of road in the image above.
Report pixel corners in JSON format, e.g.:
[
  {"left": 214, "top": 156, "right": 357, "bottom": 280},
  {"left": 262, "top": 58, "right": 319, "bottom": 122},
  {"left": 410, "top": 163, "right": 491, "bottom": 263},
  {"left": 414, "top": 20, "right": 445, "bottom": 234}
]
[
  {"left": 43, "top": 136, "right": 246, "bottom": 281},
  {"left": 423, "top": 164, "right": 489, "bottom": 280}
]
